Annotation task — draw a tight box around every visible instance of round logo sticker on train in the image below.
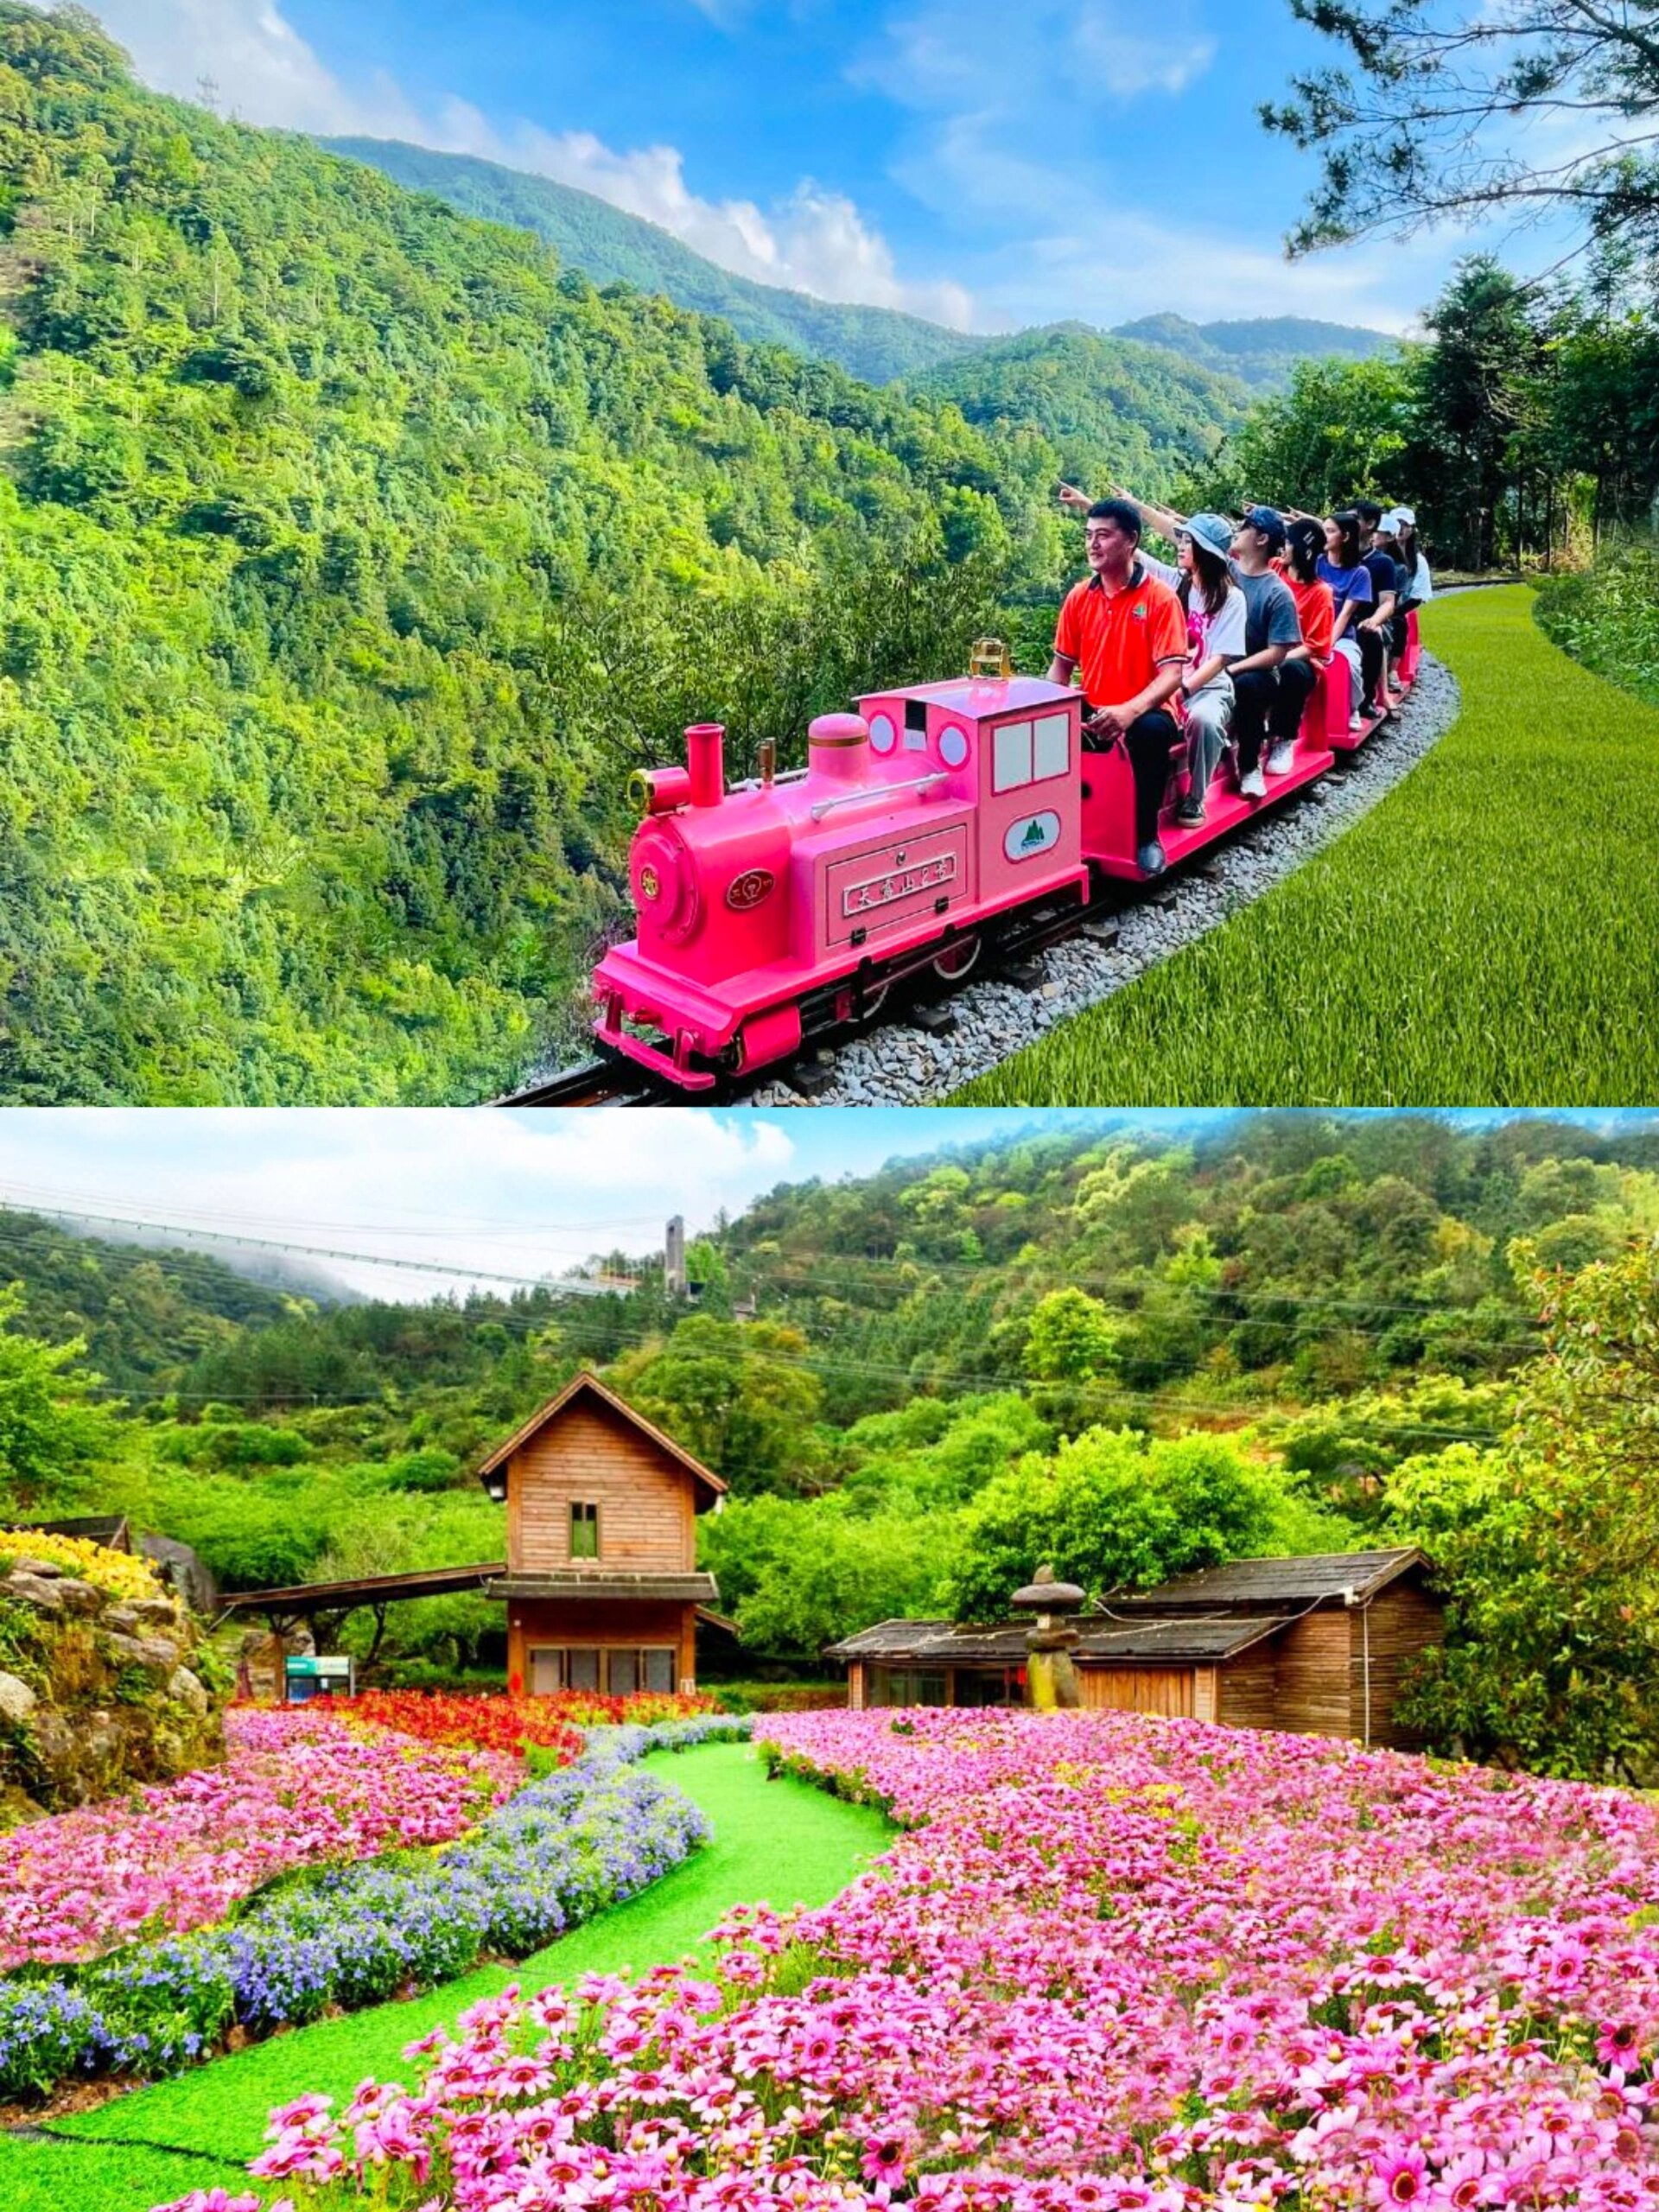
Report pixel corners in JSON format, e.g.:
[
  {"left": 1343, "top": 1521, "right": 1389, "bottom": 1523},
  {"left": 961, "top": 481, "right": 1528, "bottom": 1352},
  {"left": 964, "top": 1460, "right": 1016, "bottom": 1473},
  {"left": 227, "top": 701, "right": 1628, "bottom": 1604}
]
[
  {"left": 1004, "top": 810, "right": 1061, "bottom": 863},
  {"left": 938, "top": 724, "right": 969, "bottom": 769},
  {"left": 726, "top": 868, "right": 776, "bottom": 912},
  {"left": 868, "top": 711, "right": 897, "bottom": 755},
  {"left": 639, "top": 864, "right": 661, "bottom": 902}
]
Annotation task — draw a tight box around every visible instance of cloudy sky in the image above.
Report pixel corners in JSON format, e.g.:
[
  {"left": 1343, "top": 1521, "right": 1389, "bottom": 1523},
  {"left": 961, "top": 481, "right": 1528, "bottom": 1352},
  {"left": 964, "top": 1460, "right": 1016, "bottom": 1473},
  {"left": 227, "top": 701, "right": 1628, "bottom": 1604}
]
[
  {"left": 0, "top": 1106, "right": 1184, "bottom": 1300},
  {"left": 79, "top": 0, "right": 1576, "bottom": 336}
]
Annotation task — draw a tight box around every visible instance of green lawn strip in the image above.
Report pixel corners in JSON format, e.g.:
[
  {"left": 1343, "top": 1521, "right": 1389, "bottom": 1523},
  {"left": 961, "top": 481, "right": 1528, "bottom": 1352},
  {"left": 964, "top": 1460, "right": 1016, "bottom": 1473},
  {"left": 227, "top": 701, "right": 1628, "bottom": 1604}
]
[
  {"left": 954, "top": 588, "right": 1659, "bottom": 1104},
  {"left": 16, "top": 1742, "right": 886, "bottom": 2199}
]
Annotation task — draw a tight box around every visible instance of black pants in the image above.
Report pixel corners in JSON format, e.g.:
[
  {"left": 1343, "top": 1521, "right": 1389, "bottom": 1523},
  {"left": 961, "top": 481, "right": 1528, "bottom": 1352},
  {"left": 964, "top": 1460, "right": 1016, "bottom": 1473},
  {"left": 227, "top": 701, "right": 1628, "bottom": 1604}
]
[
  {"left": 1086, "top": 710, "right": 1179, "bottom": 848},
  {"left": 1232, "top": 659, "right": 1319, "bottom": 774},
  {"left": 1358, "top": 625, "right": 1384, "bottom": 710}
]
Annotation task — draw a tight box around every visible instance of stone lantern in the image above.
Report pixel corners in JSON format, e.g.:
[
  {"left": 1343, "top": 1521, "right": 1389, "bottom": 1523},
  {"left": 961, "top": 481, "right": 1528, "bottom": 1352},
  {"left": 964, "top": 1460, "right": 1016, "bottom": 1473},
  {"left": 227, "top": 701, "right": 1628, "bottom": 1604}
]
[{"left": 1010, "top": 1563, "right": 1085, "bottom": 1711}]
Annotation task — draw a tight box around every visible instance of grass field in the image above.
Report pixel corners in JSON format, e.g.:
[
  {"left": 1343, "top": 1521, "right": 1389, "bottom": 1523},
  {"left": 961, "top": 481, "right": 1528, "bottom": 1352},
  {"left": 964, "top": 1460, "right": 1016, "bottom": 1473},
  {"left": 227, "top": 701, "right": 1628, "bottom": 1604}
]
[
  {"left": 0, "top": 1742, "right": 889, "bottom": 2212},
  {"left": 956, "top": 588, "right": 1659, "bottom": 1104}
]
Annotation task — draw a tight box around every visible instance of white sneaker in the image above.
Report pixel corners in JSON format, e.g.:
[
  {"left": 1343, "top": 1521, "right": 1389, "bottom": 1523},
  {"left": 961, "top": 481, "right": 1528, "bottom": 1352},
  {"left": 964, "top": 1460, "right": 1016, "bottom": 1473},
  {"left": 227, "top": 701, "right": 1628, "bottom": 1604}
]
[
  {"left": 1268, "top": 743, "right": 1296, "bottom": 776},
  {"left": 1349, "top": 714, "right": 1364, "bottom": 732},
  {"left": 1239, "top": 766, "right": 1267, "bottom": 799}
]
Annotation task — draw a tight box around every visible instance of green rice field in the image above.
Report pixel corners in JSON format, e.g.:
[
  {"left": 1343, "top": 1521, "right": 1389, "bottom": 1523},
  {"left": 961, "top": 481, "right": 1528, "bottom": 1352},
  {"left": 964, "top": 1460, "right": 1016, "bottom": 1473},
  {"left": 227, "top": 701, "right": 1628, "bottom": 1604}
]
[
  {"left": 0, "top": 1742, "right": 889, "bottom": 2212},
  {"left": 957, "top": 588, "right": 1659, "bottom": 1104}
]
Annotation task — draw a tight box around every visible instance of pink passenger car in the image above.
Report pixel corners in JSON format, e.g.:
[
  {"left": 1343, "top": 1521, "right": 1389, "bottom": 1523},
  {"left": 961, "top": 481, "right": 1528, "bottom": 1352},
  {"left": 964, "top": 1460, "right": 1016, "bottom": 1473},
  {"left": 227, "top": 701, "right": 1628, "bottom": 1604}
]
[{"left": 593, "top": 674, "right": 1088, "bottom": 1089}]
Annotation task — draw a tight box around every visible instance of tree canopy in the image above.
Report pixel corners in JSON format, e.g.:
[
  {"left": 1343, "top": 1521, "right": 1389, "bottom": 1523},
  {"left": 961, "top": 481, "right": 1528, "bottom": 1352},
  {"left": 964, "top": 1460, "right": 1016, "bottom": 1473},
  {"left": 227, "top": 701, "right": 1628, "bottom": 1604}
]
[{"left": 1264, "top": 0, "right": 1659, "bottom": 262}]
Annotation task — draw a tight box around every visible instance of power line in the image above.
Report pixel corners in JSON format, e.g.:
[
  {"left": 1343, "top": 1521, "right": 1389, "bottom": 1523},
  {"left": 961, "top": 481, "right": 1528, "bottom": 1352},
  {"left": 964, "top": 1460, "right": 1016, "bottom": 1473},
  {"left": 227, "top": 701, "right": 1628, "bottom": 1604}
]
[{"left": 0, "top": 1202, "right": 638, "bottom": 1297}]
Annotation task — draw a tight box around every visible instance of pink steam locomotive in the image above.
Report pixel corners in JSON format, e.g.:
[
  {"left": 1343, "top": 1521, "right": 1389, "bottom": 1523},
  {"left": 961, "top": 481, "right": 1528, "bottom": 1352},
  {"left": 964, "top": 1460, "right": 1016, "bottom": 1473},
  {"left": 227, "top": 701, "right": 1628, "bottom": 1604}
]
[{"left": 591, "top": 621, "right": 1421, "bottom": 1093}]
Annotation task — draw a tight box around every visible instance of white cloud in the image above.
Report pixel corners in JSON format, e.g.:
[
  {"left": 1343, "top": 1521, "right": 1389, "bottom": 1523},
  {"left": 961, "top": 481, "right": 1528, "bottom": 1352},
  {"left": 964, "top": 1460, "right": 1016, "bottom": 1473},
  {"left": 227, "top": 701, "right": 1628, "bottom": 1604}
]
[
  {"left": 857, "top": 0, "right": 1216, "bottom": 113},
  {"left": 0, "top": 1109, "right": 796, "bottom": 1303},
  {"left": 78, "top": 0, "right": 977, "bottom": 328}
]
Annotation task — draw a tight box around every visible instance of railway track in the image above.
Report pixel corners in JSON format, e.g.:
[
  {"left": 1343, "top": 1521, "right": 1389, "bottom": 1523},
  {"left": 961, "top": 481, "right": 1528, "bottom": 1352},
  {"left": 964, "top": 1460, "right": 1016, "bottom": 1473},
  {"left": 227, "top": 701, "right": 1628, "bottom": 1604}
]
[{"left": 492, "top": 866, "right": 1139, "bottom": 1109}]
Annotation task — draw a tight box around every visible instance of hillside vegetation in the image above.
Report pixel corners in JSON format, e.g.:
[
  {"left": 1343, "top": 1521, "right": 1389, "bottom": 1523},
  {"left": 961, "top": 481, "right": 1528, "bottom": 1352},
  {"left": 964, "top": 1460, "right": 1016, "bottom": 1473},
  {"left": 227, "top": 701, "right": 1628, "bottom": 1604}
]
[
  {"left": 0, "top": 5, "right": 1234, "bottom": 1105},
  {"left": 321, "top": 138, "right": 983, "bottom": 386}
]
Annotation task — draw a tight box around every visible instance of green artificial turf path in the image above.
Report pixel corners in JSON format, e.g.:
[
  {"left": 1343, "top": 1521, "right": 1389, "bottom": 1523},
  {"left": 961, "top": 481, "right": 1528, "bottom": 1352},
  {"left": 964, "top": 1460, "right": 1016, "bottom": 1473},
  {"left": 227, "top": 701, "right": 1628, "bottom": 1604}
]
[
  {"left": 0, "top": 1740, "right": 889, "bottom": 2212},
  {"left": 956, "top": 588, "right": 1659, "bottom": 1103}
]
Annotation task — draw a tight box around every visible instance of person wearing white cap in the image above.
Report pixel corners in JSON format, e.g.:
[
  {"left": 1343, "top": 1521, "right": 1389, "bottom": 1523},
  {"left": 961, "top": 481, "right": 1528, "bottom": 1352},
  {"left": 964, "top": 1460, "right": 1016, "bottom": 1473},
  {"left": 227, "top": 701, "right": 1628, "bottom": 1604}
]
[{"left": 1379, "top": 509, "right": 1433, "bottom": 624}]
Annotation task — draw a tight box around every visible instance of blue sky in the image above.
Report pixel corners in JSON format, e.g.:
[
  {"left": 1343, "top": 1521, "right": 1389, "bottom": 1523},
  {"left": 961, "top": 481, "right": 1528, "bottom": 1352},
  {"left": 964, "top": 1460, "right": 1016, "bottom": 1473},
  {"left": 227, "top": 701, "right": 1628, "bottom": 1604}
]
[
  {"left": 1, "top": 1110, "right": 1650, "bottom": 1305},
  {"left": 87, "top": 0, "right": 1580, "bottom": 334}
]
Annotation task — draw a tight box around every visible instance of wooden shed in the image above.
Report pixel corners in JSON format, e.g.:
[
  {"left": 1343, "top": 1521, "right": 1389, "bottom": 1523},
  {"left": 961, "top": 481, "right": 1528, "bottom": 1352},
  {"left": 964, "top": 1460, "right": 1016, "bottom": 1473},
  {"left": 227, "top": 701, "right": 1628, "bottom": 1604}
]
[
  {"left": 829, "top": 1548, "right": 1442, "bottom": 1750},
  {"left": 476, "top": 1371, "right": 725, "bottom": 1697}
]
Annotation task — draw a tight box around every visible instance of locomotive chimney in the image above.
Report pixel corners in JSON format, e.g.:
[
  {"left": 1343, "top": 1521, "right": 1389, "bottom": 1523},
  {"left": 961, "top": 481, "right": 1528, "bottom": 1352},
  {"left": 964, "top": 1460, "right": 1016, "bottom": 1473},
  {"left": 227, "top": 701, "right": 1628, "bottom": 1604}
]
[
  {"left": 807, "top": 712, "right": 869, "bottom": 789},
  {"left": 685, "top": 722, "right": 726, "bottom": 809}
]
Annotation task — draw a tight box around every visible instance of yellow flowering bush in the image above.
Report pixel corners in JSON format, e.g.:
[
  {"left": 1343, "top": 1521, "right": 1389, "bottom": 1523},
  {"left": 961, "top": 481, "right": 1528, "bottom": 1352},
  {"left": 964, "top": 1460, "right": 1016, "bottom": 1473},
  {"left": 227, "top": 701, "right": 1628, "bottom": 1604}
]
[{"left": 0, "top": 1531, "right": 166, "bottom": 1601}]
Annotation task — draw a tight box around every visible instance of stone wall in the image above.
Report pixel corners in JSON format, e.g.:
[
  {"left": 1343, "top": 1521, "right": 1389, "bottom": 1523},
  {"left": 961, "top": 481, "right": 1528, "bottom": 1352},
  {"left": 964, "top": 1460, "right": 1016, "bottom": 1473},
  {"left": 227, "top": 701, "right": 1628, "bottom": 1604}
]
[{"left": 0, "top": 1554, "right": 227, "bottom": 1825}]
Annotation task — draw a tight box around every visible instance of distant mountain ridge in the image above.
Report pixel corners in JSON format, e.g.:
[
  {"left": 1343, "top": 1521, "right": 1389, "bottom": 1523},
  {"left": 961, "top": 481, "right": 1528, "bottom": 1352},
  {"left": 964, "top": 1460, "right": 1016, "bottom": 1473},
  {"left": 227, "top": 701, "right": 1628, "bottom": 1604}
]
[
  {"left": 321, "top": 137, "right": 983, "bottom": 386},
  {"left": 322, "top": 138, "right": 1395, "bottom": 393},
  {"left": 1110, "top": 314, "right": 1401, "bottom": 391}
]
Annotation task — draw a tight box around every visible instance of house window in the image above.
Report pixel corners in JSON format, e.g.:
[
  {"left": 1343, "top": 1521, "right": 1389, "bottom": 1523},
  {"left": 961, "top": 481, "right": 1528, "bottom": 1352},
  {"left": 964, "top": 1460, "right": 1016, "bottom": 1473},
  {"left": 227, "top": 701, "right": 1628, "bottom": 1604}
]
[
  {"left": 569, "top": 1501, "right": 599, "bottom": 1559},
  {"left": 869, "top": 1665, "right": 948, "bottom": 1707},
  {"left": 525, "top": 1646, "right": 678, "bottom": 1698},
  {"left": 991, "top": 712, "right": 1069, "bottom": 794}
]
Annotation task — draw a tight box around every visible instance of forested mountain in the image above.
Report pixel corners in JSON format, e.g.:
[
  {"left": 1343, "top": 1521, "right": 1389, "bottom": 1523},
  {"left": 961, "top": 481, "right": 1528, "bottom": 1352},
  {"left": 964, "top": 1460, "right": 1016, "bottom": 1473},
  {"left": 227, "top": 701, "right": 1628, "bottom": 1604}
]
[
  {"left": 1112, "top": 314, "right": 1397, "bottom": 391},
  {"left": 905, "top": 324, "right": 1248, "bottom": 493},
  {"left": 327, "top": 143, "right": 1395, "bottom": 400},
  {"left": 321, "top": 138, "right": 982, "bottom": 386},
  {"left": 0, "top": 1206, "right": 296, "bottom": 1389},
  {"left": 0, "top": 7, "right": 1240, "bottom": 1105}
]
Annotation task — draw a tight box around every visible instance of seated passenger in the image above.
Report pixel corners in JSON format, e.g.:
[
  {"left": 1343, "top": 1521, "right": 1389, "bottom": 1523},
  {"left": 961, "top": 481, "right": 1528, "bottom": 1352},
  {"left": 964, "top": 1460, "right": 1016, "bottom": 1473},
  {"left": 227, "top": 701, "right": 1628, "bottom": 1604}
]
[
  {"left": 1048, "top": 497, "right": 1188, "bottom": 876},
  {"left": 1351, "top": 498, "right": 1402, "bottom": 715},
  {"left": 1279, "top": 518, "right": 1336, "bottom": 704},
  {"left": 1317, "top": 511, "right": 1375, "bottom": 730},
  {"left": 1378, "top": 507, "right": 1433, "bottom": 662},
  {"left": 1065, "top": 487, "right": 1300, "bottom": 800},
  {"left": 1224, "top": 506, "right": 1310, "bottom": 795},
  {"left": 1168, "top": 513, "right": 1248, "bottom": 827}
]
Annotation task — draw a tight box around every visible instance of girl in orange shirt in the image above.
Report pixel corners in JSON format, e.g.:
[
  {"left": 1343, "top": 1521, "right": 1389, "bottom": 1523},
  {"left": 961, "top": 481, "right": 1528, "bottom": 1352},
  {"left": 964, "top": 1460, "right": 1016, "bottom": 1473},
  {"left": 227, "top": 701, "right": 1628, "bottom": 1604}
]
[{"left": 1279, "top": 518, "right": 1336, "bottom": 665}]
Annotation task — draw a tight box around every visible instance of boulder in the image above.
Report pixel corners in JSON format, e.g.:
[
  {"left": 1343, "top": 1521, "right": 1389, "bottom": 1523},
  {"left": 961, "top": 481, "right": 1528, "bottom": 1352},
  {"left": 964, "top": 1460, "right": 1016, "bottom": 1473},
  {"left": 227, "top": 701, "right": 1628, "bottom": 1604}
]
[
  {"left": 0, "top": 1670, "right": 37, "bottom": 1725},
  {"left": 167, "top": 1666, "right": 209, "bottom": 1715},
  {"left": 105, "top": 1631, "right": 180, "bottom": 1675},
  {"left": 7, "top": 1556, "right": 64, "bottom": 1580},
  {"left": 103, "top": 1604, "right": 142, "bottom": 1636},
  {"left": 51, "top": 1578, "right": 105, "bottom": 1618},
  {"left": 129, "top": 1597, "right": 184, "bottom": 1630},
  {"left": 2, "top": 1572, "right": 65, "bottom": 1613}
]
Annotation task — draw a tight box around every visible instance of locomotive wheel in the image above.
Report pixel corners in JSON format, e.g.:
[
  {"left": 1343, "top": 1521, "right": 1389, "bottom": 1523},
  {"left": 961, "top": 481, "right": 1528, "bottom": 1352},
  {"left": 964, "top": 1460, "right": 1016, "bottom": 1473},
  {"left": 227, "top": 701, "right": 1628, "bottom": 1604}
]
[{"left": 931, "top": 936, "right": 981, "bottom": 982}]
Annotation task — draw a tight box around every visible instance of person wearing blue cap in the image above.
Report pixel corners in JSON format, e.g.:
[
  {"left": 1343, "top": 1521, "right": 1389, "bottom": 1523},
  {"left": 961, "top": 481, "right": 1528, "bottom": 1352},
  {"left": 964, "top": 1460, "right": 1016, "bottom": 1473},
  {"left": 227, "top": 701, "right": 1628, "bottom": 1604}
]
[{"left": 1066, "top": 486, "right": 1309, "bottom": 798}]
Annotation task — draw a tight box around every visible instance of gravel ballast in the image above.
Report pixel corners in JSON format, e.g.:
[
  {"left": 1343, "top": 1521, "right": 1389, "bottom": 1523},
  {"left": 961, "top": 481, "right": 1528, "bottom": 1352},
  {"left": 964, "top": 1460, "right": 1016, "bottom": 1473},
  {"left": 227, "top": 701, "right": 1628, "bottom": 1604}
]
[{"left": 747, "top": 654, "right": 1462, "bottom": 1108}]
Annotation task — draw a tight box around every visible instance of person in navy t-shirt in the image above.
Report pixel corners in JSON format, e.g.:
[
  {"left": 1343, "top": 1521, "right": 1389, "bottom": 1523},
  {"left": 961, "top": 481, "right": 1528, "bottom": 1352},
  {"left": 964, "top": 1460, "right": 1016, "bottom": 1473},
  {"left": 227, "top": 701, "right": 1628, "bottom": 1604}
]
[{"left": 1318, "top": 511, "right": 1375, "bottom": 730}]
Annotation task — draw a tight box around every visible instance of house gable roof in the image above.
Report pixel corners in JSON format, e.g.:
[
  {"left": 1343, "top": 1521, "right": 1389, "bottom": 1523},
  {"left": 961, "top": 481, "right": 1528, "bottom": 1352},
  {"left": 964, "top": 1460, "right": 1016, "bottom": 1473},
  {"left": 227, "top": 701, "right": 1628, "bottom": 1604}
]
[
  {"left": 476, "top": 1370, "right": 728, "bottom": 1502},
  {"left": 1108, "top": 1548, "right": 1427, "bottom": 1613},
  {"left": 826, "top": 1611, "right": 1294, "bottom": 1667}
]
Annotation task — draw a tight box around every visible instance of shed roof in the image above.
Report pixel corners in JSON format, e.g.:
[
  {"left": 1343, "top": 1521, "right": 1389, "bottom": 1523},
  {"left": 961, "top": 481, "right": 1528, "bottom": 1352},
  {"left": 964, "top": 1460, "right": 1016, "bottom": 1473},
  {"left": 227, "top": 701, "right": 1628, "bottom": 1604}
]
[
  {"left": 1107, "top": 1548, "right": 1426, "bottom": 1613},
  {"left": 476, "top": 1371, "right": 728, "bottom": 1501},
  {"left": 3, "top": 1513, "right": 132, "bottom": 1553},
  {"left": 827, "top": 1611, "right": 1292, "bottom": 1667}
]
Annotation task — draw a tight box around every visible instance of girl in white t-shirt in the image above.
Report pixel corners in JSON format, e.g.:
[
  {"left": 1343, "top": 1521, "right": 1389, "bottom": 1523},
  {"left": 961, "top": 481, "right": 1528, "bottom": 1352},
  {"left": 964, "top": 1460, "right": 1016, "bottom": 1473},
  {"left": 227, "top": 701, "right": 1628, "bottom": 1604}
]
[{"left": 1171, "top": 513, "right": 1247, "bottom": 827}]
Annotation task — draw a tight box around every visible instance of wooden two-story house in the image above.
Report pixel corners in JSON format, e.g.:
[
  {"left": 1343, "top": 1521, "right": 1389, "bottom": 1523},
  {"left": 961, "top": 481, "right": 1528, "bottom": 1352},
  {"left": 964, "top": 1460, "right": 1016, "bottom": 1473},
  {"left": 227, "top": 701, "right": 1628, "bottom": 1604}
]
[{"left": 477, "top": 1371, "right": 726, "bottom": 1696}]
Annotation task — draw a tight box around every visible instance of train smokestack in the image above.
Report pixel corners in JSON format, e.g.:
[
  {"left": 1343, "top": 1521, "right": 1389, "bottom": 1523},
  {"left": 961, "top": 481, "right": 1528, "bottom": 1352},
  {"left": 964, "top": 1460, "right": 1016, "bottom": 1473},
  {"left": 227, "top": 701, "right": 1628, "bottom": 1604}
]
[{"left": 685, "top": 722, "right": 725, "bottom": 808}]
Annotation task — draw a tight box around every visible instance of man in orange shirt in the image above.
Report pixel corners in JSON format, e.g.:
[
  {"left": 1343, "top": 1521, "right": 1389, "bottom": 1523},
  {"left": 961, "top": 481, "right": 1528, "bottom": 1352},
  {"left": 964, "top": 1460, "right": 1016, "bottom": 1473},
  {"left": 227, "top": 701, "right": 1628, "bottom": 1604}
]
[{"left": 1048, "top": 498, "right": 1188, "bottom": 874}]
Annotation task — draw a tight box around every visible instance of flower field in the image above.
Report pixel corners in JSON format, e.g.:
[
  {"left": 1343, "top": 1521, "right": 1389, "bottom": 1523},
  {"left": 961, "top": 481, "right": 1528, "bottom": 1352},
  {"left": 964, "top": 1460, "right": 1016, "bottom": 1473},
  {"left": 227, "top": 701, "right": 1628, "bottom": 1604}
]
[
  {"left": 173, "top": 1708, "right": 1659, "bottom": 2212},
  {"left": 0, "top": 1707, "right": 518, "bottom": 1968},
  {"left": 0, "top": 1712, "right": 747, "bottom": 2102},
  {"left": 346, "top": 1688, "right": 718, "bottom": 1758}
]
